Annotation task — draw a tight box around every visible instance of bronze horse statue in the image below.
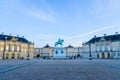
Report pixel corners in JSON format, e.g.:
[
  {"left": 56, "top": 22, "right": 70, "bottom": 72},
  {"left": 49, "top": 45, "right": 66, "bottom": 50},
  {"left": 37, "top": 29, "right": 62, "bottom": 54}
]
[{"left": 55, "top": 38, "right": 64, "bottom": 47}]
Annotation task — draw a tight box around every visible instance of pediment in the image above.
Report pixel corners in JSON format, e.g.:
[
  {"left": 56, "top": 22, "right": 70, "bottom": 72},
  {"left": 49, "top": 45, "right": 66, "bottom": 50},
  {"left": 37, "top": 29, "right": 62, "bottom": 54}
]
[{"left": 11, "top": 37, "right": 17, "bottom": 42}]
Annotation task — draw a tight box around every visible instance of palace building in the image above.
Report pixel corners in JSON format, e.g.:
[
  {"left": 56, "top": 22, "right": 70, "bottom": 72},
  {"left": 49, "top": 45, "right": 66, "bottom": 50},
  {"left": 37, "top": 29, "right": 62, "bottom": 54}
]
[
  {"left": 34, "top": 44, "right": 81, "bottom": 59},
  {"left": 35, "top": 32, "right": 120, "bottom": 59},
  {"left": 82, "top": 32, "right": 120, "bottom": 59},
  {"left": 0, "top": 33, "right": 34, "bottom": 59},
  {"left": 34, "top": 39, "right": 82, "bottom": 59}
]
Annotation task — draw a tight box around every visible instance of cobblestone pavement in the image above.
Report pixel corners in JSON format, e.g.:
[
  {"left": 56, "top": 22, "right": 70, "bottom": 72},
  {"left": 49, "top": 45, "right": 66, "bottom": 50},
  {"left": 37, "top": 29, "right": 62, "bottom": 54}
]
[{"left": 0, "top": 59, "right": 120, "bottom": 80}]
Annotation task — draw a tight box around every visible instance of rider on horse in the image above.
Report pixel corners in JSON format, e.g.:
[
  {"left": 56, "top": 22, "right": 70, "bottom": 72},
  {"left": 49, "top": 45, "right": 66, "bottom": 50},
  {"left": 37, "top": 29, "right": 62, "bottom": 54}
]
[{"left": 55, "top": 38, "right": 64, "bottom": 47}]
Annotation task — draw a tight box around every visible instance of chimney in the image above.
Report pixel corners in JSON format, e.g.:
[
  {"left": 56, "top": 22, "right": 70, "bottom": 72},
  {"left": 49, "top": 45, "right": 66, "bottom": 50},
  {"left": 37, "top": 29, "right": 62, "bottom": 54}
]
[
  {"left": 94, "top": 35, "right": 96, "bottom": 38},
  {"left": 1, "top": 32, "right": 4, "bottom": 35},
  {"left": 10, "top": 33, "right": 12, "bottom": 36},
  {"left": 17, "top": 34, "right": 19, "bottom": 37},
  {"left": 104, "top": 34, "right": 106, "bottom": 37},
  {"left": 115, "top": 32, "right": 118, "bottom": 35},
  {"left": 82, "top": 42, "right": 84, "bottom": 45}
]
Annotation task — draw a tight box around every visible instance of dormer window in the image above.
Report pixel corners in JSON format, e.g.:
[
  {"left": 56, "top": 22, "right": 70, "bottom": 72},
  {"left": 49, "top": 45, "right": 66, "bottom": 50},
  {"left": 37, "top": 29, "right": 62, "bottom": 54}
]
[
  {"left": 100, "top": 37, "right": 105, "bottom": 41},
  {"left": 11, "top": 37, "right": 17, "bottom": 42},
  {"left": 99, "top": 37, "right": 105, "bottom": 44}
]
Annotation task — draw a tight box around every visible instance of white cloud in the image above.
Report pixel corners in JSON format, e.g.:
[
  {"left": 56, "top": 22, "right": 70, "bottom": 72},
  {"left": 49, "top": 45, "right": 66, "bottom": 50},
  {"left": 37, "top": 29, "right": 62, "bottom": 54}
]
[
  {"left": 36, "top": 26, "right": 114, "bottom": 47},
  {"left": 67, "top": 26, "right": 114, "bottom": 39},
  {"left": 26, "top": 9, "right": 57, "bottom": 24},
  {"left": 89, "top": 0, "right": 120, "bottom": 18},
  {"left": 8, "top": 0, "right": 59, "bottom": 24}
]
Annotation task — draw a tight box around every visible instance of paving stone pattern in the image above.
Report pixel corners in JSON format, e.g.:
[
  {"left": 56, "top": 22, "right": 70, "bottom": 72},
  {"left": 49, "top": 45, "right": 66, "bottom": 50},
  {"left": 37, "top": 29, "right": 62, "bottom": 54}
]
[{"left": 0, "top": 59, "right": 120, "bottom": 80}]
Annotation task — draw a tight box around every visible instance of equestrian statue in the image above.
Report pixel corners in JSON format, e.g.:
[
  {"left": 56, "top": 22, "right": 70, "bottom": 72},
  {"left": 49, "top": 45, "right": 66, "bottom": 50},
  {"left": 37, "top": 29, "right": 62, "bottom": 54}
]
[{"left": 55, "top": 38, "right": 64, "bottom": 47}]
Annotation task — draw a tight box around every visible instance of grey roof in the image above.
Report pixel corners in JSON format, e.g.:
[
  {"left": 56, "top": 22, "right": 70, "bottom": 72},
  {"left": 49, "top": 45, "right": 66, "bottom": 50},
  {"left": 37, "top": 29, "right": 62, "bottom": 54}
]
[
  {"left": 86, "top": 34, "right": 120, "bottom": 44},
  {"left": 43, "top": 44, "right": 51, "bottom": 48},
  {"left": 66, "top": 44, "right": 74, "bottom": 48},
  {"left": 0, "top": 34, "right": 30, "bottom": 44}
]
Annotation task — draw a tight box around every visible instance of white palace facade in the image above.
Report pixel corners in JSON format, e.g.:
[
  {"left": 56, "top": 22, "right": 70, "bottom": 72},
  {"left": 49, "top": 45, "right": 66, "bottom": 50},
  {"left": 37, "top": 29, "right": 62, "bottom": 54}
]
[
  {"left": 82, "top": 32, "right": 120, "bottom": 59},
  {"left": 34, "top": 44, "right": 81, "bottom": 59},
  {"left": 34, "top": 32, "right": 120, "bottom": 59},
  {"left": 0, "top": 33, "right": 34, "bottom": 59}
]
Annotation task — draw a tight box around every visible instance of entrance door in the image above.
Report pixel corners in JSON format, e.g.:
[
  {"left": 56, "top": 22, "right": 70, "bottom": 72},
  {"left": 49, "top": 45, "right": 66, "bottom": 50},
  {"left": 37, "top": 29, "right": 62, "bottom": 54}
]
[
  {"left": 102, "top": 53, "right": 105, "bottom": 59},
  {"left": 108, "top": 53, "right": 110, "bottom": 59},
  {"left": 37, "top": 54, "right": 40, "bottom": 58},
  {"left": 6, "top": 53, "right": 9, "bottom": 59},
  {"left": 18, "top": 54, "right": 20, "bottom": 59},
  {"left": 97, "top": 53, "right": 99, "bottom": 59},
  {"left": 12, "top": 53, "right": 15, "bottom": 59}
]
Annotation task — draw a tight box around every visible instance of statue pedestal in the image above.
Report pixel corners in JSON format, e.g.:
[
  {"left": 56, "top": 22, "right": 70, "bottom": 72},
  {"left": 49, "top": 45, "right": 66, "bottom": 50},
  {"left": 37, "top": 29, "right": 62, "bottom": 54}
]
[
  {"left": 53, "top": 47, "right": 66, "bottom": 59},
  {"left": 53, "top": 38, "right": 66, "bottom": 59}
]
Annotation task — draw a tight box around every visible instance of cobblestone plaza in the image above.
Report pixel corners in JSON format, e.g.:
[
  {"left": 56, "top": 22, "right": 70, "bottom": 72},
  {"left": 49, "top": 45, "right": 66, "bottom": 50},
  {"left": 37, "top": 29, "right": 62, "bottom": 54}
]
[{"left": 0, "top": 59, "right": 120, "bottom": 80}]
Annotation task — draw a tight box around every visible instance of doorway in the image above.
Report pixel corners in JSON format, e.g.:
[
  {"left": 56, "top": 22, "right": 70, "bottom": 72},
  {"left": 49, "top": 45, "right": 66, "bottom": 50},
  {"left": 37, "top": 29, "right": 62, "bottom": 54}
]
[
  {"left": 12, "top": 53, "right": 15, "bottom": 59},
  {"left": 102, "top": 53, "right": 105, "bottom": 59},
  {"left": 108, "top": 53, "right": 110, "bottom": 59},
  {"left": 6, "top": 53, "right": 9, "bottom": 59},
  {"left": 97, "top": 53, "right": 99, "bottom": 59}
]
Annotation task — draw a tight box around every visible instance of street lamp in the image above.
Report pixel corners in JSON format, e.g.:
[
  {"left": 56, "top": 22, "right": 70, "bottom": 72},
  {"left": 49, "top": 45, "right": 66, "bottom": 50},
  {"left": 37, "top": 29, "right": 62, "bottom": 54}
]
[
  {"left": 89, "top": 43, "right": 92, "bottom": 60},
  {"left": 27, "top": 42, "right": 30, "bottom": 60},
  {"left": 78, "top": 47, "right": 80, "bottom": 58},
  {"left": 3, "top": 36, "right": 7, "bottom": 59}
]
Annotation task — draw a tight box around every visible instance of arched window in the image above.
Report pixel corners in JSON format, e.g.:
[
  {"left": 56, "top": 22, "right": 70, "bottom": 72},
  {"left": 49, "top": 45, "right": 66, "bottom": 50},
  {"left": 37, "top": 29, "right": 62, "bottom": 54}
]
[
  {"left": 12, "top": 53, "right": 15, "bottom": 59},
  {"left": 6, "top": 53, "right": 9, "bottom": 59}
]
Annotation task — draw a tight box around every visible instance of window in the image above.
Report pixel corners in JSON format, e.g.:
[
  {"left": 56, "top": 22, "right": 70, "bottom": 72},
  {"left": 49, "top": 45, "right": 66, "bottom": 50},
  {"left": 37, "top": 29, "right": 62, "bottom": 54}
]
[
  {"left": 8, "top": 44, "right": 11, "bottom": 52},
  {"left": 97, "top": 47, "right": 100, "bottom": 51},
  {"left": 108, "top": 46, "right": 111, "bottom": 51},
  {"left": 14, "top": 44, "right": 17, "bottom": 52},
  {"left": 114, "top": 53, "right": 116, "bottom": 56},
  {"left": 102, "top": 46, "right": 105, "bottom": 51},
  {"left": 18, "top": 54, "right": 20, "bottom": 58},
  {"left": 118, "top": 53, "right": 120, "bottom": 56}
]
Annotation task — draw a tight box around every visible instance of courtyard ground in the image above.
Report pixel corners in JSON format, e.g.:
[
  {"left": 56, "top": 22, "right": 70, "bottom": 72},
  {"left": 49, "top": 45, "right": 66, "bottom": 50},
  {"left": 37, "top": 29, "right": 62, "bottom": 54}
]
[{"left": 0, "top": 59, "right": 120, "bottom": 80}]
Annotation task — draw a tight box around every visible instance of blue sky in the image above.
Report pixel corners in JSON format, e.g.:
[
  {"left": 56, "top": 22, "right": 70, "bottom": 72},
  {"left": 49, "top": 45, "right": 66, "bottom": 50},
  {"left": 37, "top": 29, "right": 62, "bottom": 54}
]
[{"left": 0, "top": 0, "right": 120, "bottom": 47}]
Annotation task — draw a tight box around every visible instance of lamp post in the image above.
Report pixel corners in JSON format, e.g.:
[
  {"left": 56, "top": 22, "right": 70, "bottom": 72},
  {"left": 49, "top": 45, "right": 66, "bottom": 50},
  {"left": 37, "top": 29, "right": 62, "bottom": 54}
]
[
  {"left": 3, "top": 37, "right": 7, "bottom": 59},
  {"left": 27, "top": 42, "right": 30, "bottom": 60},
  {"left": 89, "top": 43, "right": 92, "bottom": 60},
  {"left": 78, "top": 47, "right": 80, "bottom": 58}
]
